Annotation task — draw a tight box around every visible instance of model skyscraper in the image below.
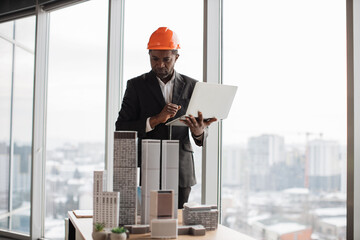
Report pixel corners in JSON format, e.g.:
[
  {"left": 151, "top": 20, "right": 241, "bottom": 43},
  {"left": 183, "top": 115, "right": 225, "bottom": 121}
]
[
  {"left": 113, "top": 131, "right": 138, "bottom": 225},
  {"left": 93, "top": 171, "right": 120, "bottom": 229},
  {"left": 141, "top": 139, "right": 161, "bottom": 224},
  {"left": 150, "top": 190, "right": 174, "bottom": 225},
  {"left": 141, "top": 140, "right": 179, "bottom": 224},
  {"left": 161, "top": 140, "right": 179, "bottom": 218}
]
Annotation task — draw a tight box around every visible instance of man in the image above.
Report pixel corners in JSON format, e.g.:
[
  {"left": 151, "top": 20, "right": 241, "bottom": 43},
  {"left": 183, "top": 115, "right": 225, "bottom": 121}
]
[{"left": 115, "top": 27, "right": 216, "bottom": 208}]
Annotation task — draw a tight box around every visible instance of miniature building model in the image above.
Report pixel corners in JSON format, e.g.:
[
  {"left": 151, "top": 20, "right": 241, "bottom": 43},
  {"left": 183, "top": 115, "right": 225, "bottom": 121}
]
[
  {"left": 141, "top": 140, "right": 179, "bottom": 224},
  {"left": 113, "top": 131, "right": 138, "bottom": 225},
  {"left": 124, "top": 224, "right": 150, "bottom": 234},
  {"left": 150, "top": 190, "right": 174, "bottom": 225},
  {"left": 141, "top": 139, "right": 161, "bottom": 224},
  {"left": 161, "top": 140, "right": 179, "bottom": 218},
  {"left": 182, "top": 204, "right": 218, "bottom": 230},
  {"left": 93, "top": 171, "right": 120, "bottom": 229},
  {"left": 178, "top": 225, "right": 206, "bottom": 236},
  {"left": 151, "top": 219, "right": 178, "bottom": 239}
]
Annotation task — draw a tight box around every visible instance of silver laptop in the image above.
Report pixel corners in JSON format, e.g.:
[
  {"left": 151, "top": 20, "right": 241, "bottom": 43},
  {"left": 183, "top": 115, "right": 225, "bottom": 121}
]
[{"left": 166, "top": 82, "right": 238, "bottom": 126}]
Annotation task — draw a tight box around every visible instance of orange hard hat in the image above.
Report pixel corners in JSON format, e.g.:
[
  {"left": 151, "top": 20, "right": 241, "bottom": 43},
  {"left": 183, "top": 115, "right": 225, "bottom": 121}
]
[{"left": 147, "top": 27, "right": 180, "bottom": 50}]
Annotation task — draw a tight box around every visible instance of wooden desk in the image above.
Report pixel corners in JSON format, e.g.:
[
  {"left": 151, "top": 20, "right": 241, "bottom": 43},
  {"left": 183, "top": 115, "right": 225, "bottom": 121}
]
[{"left": 68, "top": 211, "right": 255, "bottom": 240}]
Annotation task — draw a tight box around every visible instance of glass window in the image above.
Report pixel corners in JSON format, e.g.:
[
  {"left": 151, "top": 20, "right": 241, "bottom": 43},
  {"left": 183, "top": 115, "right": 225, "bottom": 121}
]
[
  {"left": 0, "top": 16, "right": 35, "bottom": 235},
  {"left": 45, "top": 0, "right": 108, "bottom": 239},
  {"left": 0, "top": 37, "right": 12, "bottom": 228},
  {"left": 222, "top": 0, "right": 346, "bottom": 239},
  {"left": 14, "top": 17, "right": 36, "bottom": 49},
  {"left": 123, "top": 0, "right": 203, "bottom": 203},
  {"left": 0, "top": 21, "right": 14, "bottom": 39}
]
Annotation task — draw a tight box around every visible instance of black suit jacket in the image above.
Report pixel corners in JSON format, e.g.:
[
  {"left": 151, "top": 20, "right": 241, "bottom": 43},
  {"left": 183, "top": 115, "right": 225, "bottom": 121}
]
[{"left": 115, "top": 70, "right": 203, "bottom": 187}]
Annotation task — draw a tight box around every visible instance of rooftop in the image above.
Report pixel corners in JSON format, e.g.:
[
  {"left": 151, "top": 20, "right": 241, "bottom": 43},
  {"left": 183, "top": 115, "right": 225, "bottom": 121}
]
[
  {"left": 266, "top": 222, "right": 308, "bottom": 235},
  {"left": 320, "top": 217, "right": 346, "bottom": 227}
]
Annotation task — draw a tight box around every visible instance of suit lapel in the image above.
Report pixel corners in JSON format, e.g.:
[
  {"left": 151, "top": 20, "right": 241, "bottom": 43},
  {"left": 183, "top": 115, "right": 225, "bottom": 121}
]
[
  {"left": 146, "top": 71, "right": 166, "bottom": 107},
  {"left": 172, "top": 71, "right": 185, "bottom": 105}
]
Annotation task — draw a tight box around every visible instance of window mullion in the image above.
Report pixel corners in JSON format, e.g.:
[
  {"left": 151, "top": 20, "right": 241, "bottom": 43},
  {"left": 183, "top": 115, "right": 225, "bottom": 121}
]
[
  {"left": 8, "top": 20, "right": 16, "bottom": 229},
  {"left": 347, "top": 0, "right": 360, "bottom": 238},
  {"left": 202, "top": 0, "right": 222, "bottom": 206},
  {"left": 31, "top": 6, "right": 49, "bottom": 240},
  {"left": 105, "top": 0, "right": 125, "bottom": 191}
]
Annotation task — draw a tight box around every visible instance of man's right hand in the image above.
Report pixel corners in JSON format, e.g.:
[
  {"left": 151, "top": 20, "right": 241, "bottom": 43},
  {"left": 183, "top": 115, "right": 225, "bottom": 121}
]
[{"left": 149, "top": 103, "right": 181, "bottom": 128}]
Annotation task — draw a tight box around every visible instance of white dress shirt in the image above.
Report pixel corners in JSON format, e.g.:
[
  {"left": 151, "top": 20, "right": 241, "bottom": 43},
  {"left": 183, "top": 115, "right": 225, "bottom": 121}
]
[
  {"left": 145, "top": 72, "right": 204, "bottom": 141},
  {"left": 145, "top": 73, "right": 175, "bottom": 132}
]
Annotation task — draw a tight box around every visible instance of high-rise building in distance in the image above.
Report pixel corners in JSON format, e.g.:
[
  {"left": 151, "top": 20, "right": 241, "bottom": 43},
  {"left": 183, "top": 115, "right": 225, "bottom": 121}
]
[{"left": 308, "top": 139, "right": 341, "bottom": 191}]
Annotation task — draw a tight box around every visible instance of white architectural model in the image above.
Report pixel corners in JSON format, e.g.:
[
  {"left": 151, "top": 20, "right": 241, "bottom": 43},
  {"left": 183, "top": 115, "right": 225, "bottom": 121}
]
[
  {"left": 150, "top": 190, "right": 174, "bottom": 228},
  {"left": 113, "top": 131, "right": 138, "bottom": 225},
  {"left": 151, "top": 219, "right": 178, "bottom": 239},
  {"left": 161, "top": 140, "right": 179, "bottom": 219},
  {"left": 141, "top": 139, "right": 161, "bottom": 224},
  {"left": 182, "top": 203, "right": 218, "bottom": 230},
  {"left": 141, "top": 140, "right": 179, "bottom": 224},
  {"left": 93, "top": 171, "right": 120, "bottom": 229}
]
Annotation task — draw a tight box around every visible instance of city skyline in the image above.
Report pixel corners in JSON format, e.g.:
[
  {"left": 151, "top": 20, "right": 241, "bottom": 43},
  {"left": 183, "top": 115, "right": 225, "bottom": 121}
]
[{"left": 0, "top": 129, "right": 346, "bottom": 239}]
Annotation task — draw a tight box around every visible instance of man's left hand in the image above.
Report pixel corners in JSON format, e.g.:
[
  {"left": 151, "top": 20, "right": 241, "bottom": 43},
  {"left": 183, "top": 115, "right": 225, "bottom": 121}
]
[{"left": 180, "top": 111, "right": 217, "bottom": 137}]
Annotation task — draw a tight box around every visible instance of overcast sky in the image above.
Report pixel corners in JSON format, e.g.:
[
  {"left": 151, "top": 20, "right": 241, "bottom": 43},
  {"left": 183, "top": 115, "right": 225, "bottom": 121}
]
[
  {"left": 1, "top": 0, "right": 347, "bottom": 147},
  {"left": 222, "top": 0, "right": 346, "bottom": 145}
]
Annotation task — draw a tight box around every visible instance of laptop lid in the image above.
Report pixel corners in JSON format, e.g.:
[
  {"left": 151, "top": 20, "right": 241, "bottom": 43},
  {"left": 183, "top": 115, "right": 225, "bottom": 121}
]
[{"left": 166, "top": 82, "right": 237, "bottom": 126}]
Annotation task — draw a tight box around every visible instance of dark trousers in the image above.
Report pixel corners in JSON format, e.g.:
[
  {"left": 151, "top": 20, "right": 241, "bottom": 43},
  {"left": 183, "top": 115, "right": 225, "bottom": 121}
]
[{"left": 178, "top": 186, "right": 191, "bottom": 209}]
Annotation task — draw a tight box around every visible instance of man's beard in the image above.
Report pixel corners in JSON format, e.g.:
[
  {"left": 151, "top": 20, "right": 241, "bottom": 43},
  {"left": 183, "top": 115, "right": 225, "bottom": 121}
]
[{"left": 154, "top": 68, "right": 171, "bottom": 79}]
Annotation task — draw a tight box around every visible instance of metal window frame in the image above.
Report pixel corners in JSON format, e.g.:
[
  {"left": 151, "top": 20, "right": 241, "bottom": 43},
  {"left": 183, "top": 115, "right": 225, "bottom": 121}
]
[
  {"left": 347, "top": 0, "right": 360, "bottom": 238},
  {"left": 0, "top": 13, "right": 38, "bottom": 240},
  {"left": 8, "top": 19, "right": 16, "bottom": 231},
  {"left": 105, "top": 0, "right": 125, "bottom": 191},
  {"left": 31, "top": 5, "right": 49, "bottom": 240},
  {"left": 0, "top": 230, "right": 29, "bottom": 240},
  {"left": 202, "top": 0, "right": 222, "bottom": 207}
]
